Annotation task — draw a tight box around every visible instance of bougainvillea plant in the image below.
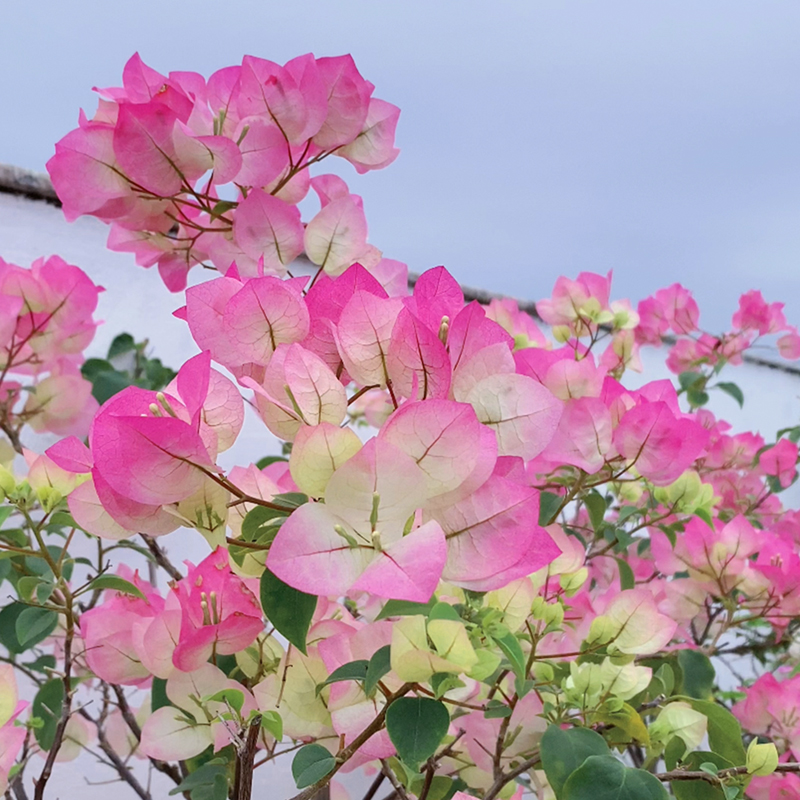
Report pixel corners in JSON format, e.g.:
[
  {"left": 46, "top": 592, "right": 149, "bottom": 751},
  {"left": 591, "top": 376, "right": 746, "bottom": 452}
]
[{"left": 1, "top": 51, "right": 800, "bottom": 800}]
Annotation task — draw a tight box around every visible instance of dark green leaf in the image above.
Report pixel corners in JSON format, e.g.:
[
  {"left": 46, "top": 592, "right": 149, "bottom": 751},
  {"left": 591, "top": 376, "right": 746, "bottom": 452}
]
[
  {"left": 687, "top": 388, "right": 710, "bottom": 407},
  {"left": 687, "top": 700, "right": 746, "bottom": 765},
  {"left": 152, "top": 677, "right": 170, "bottom": 712},
  {"left": 0, "top": 602, "right": 57, "bottom": 652},
  {"left": 484, "top": 699, "right": 513, "bottom": 719},
  {"left": 33, "top": 679, "right": 64, "bottom": 751},
  {"left": 617, "top": 506, "right": 641, "bottom": 524},
  {"left": 16, "top": 607, "right": 58, "bottom": 647},
  {"left": 107, "top": 333, "right": 136, "bottom": 360},
  {"left": 259, "top": 568, "right": 316, "bottom": 655},
  {"left": 428, "top": 602, "right": 461, "bottom": 621},
  {"left": 678, "top": 372, "right": 704, "bottom": 391},
  {"left": 255, "top": 456, "right": 288, "bottom": 470},
  {"left": 540, "top": 725, "right": 611, "bottom": 799},
  {"left": 272, "top": 492, "right": 309, "bottom": 510},
  {"left": 85, "top": 575, "right": 146, "bottom": 599},
  {"left": 715, "top": 382, "right": 744, "bottom": 408},
  {"left": 678, "top": 650, "right": 715, "bottom": 700},
  {"left": 241, "top": 506, "right": 287, "bottom": 540},
  {"left": 364, "top": 645, "right": 392, "bottom": 696},
  {"left": 385, "top": 697, "right": 449, "bottom": 769},
  {"left": 493, "top": 631, "right": 526, "bottom": 680},
  {"left": 431, "top": 673, "right": 464, "bottom": 698},
  {"left": 584, "top": 492, "right": 606, "bottom": 532},
  {"left": 91, "top": 370, "right": 133, "bottom": 404},
  {"left": 539, "top": 491, "right": 563, "bottom": 525},
  {"left": 291, "top": 744, "right": 336, "bottom": 789},
  {"left": 168, "top": 763, "right": 229, "bottom": 800},
  {"left": 209, "top": 200, "right": 237, "bottom": 220},
  {"left": 316, "top": 660, "right": 369, "bottom": 695},
  {"left": 614, "top": 557, "right": 635, "bottom": 590},
  {"left": 375, "top": 598, "right": 437, "bottom": 620},
  {"left": 80, "top": 358, "right": 114, "bottom": 381},
  {"left": 562, "top": 756, "right": 668, "bottom": 800}
]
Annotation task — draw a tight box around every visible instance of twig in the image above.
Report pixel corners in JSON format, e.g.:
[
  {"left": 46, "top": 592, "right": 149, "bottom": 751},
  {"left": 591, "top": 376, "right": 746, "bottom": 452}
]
[
  {"left": 78, "top": 708, "right": 152, "bottom": 800},
  {"left": 111, "top": 686, "right": 186, "bottom": 789},
  {"left": 483, "top": 750, "right": 541, "bottom": 800},
  {"left": 140, "top": 535, "right": 183, "bottom": 582},
  {"left": 379, "top": 761, "right": 410, "bottom": 800},
  {"left": 655, "top": 763, "right": 800, "bottom": 784},
  {"left": 361, "top": 772, "right": 386, "bottom": 800}
]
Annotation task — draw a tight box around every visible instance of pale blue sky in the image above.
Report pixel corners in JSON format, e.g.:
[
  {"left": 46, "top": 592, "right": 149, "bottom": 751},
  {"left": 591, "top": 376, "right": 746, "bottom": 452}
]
[{"left": 2, "top": 0, "right": 799, "bottom": 332}]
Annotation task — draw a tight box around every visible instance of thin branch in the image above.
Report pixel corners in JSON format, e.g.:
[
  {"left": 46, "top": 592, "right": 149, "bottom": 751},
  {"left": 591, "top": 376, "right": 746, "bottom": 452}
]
[
  {"left": 140, "top": 535, "right": 183, "bottom": 582},
  {"left": 655, "top": 762, "right": 800, "bottom": 785}
]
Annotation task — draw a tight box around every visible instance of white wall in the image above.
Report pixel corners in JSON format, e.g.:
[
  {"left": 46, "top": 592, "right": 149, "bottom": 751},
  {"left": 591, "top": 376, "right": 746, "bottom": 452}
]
[{"left": 1, "top": 188, "right": 799, "bottom": 798}]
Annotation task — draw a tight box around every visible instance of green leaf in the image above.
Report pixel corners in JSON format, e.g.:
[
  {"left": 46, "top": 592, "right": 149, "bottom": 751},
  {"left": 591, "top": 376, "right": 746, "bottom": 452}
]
[
  {"left": 385, "top": 697, "right": 450, "bottom": 769},
  {"left": 614, "top": 557, "right": 635, "bottom": 590},
  {"left": 209, "top": 200, "right": 237, "bottom": 220},
  {"left": 484, "top": 699, "right": 513, "bottom": 719},
  {"left": 679, "top": 372, "right": 704, "bottom": 391},
  {"left": 85, "top": 575, "right": 146, "bottom": 599},
  {"left": 204, "top": 689, "right": 245, "bottom": 714},
  {"left": 91, "top": 370, "right": 133, "bottom": 404},
  {"left": 15, "top": 607, "right": 58, "bottom": 647},
  {"left": 152, "top": 677, "right": 170, "bottom": 712},
  {"left": 169, "top": 763, "right": 229, "bottom": 800},
  {"left": 539, "top": 491, "right": 563, "bottom": 525},
  {"left": 617, "top": 506, "right": 641, "bottom": 524},
  {"left": 259, "top": 568, "right": 316, "bottom": 655},
  {"left": 255, "top": 456, "right": 288, "bottom": 470},
  {"left": 107, "top": 333, "right": 137, "bottom": 360},
  {"left": 316, "top": 660, "right": 369, "bottom": 695},
  {"left": 715, "top": 382, "right": 744, "bottom": 408},
  {"left": 33, "top": 679, "right": 64, "bottom": 751},
  {"left": 0, "top": 602, "right": 57, "bottom": 652},
  {"left": 80, "top": 357, "right": 114, "bottom": 381},
  {"left": 493, "top": 631, "right": 526, "bottom": 680},
  {"left": 291, "top": 744, "right": 336, "bottom": 789},
  {"left": 428, "top": 602, "right": 461, "bottom": 621},
  {"left": 375, "top": 598, "right": 437, "bottom": 620},
  {"left": 408, "top": 774, "right": 454, "bottom": 800},
  {"left": 687, "top": 388, "right": 710, "bottom": 408},
  {"left": 540, "top": 725, "right": 611, "bottom": 799},
  {"left": 260, "top": 710, "right": 283, "bottom": 741},
  {"left": 364, "top": 645, "right": 392, "bottom": 696},
  {"left": 678, "top": 650, "right": 715, "bottom": 700},
  {"left": 687, "top": 700, "right": 746, "bottom": 765},
  {"left": 656, "top": 663, "right": 675, "bottom": 696},
  {"left": 431, "top": 673, "right": 465, "bottom": 698},
  {"left": 271, "top": 492, "right": 309, "bottom": 510},
  {"left": 584, "top": 492, "right": 607, "bottom": 532},
  {"left": 241, "top": 506, "right": 288, "bottom": 540},
  {"left": 562, "top": 756, "right": 668, "bottom": 800}
]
